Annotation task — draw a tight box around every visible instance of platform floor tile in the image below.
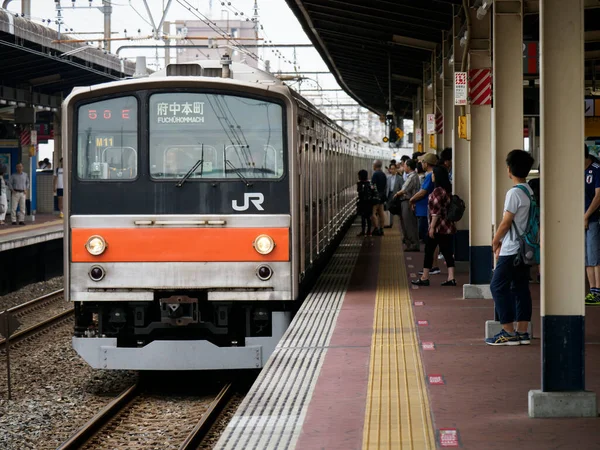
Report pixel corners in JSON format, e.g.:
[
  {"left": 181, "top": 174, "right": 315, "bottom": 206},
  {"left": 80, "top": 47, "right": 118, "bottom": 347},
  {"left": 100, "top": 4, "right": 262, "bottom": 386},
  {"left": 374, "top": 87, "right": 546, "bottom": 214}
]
[
  {"left": 362, "top": 230, "right": 436, "bottom": 449},
  {"left": 215, "top": 227, "right": 364, "bottom": 450}
]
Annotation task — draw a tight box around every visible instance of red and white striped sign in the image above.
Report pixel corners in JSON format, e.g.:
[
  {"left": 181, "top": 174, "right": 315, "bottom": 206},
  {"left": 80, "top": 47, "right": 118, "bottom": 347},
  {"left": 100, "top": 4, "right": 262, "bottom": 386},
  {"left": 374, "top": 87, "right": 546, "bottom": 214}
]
[
  {"left": 20, "top": 129, "right": 30, "bottom": 147},
  {"left": 435, "top": 113, "right": 443, "bottom": 134},
  {"left": 469, "top": 68, "right": 492, "bottom": 105}
]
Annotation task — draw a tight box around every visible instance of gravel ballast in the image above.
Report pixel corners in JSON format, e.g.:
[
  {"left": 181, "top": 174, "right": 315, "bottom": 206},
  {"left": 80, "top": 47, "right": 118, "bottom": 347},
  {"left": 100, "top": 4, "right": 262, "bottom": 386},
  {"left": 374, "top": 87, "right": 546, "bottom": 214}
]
[{"left": 0, "top": 277, "right": 64, "bottom": 312}]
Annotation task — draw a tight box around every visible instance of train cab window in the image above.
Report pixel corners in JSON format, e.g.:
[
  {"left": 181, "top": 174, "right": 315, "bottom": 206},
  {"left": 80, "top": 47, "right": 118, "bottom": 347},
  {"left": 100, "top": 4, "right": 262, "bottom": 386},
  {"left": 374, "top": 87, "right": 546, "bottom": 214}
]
[
  {"left": 149, "top": 93, "right": 285, "bottom": 180},
  {"left": 76, "top": 96, "right": 138, "bottom": 180}
]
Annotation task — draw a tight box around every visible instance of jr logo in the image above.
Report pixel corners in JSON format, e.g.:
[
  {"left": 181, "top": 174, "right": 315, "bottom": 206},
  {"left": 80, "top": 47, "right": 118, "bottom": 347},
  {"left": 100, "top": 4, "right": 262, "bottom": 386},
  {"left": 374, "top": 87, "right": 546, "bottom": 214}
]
[{"left": 232, "top": 193, "right": 265, "bottom": 211}]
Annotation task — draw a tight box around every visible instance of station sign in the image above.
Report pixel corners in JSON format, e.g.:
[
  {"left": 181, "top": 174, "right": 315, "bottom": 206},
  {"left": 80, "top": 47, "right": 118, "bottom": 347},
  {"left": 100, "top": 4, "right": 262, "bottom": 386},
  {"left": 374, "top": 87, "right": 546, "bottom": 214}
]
[
  {"left": 415, "top": 128, "right": 422, "bottom": 143},
  {"left": 454, "top": 72, "right": 468, "bottom": 106},
  {"left": 426, "top": 114, "right": 436, "bottom": 135}
]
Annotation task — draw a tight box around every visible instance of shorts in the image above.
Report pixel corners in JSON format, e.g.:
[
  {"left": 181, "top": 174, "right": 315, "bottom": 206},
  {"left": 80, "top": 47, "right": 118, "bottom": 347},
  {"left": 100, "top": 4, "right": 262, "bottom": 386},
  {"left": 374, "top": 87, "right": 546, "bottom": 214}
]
[
  {"left": 586, "top": 220, "right": 600, "bottom": 266},
  {"left": 57, "top": 188, "right": 63, "bottom": 197}
]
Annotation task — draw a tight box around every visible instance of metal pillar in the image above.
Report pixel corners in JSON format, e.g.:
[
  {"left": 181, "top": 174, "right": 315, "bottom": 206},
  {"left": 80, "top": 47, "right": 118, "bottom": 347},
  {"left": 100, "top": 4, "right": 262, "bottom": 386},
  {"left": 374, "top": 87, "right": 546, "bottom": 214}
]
[
  {"left": 435, "top": 50, "right": 444, "bottom": 152},
  {"left": 453, "top": 9, "right": 470, "bottom": 262},
  {"left": 529, "top": 0, "right": 597, "bottom": 418},
  {"left": 103, "top": 0, "right": 112, "bottom": 52},
  {"left": 463, "top": 4, "right": 493, "bottom": 298},
  {"left": 21, "top": 0, "right": 30, "bottom": 18},
  {"left": 493, "top": 1, "right": 523, "bottom": 238},
  {"left": 443, "top": 35, "right": 454, "bottom": 150},
  {"left": 415, "top": 88, "right": 423, "bottom": 153},
  {"left": 163, "top": 21, "right": 171, "bottom": 66}
]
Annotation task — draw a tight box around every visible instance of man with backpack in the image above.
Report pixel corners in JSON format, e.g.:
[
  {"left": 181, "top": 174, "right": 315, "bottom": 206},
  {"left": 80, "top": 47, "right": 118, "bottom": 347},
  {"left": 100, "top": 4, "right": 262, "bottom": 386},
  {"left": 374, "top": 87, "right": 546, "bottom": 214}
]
[
  {"left": 584, "top": 145, "right": 600, "bottom": 306},
  {"left": 486, "top": 149, "right": 537, "bottom": 346}
]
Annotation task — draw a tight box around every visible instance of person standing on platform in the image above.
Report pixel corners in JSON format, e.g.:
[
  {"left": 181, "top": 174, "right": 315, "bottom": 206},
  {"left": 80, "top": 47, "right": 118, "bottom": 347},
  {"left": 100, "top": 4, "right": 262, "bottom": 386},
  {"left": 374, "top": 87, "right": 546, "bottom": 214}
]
[
  {"left": 486, "top": 150, "right": 535, "bottom": 346},
  {"left": 584, "top": 146, "right": 600, "bottom": 306},
  {"left": 385, "top": 163, "right": 402, "bottom": 228},
  {"left": 0, "top": 165, "right": 7, "bottom": 225},
  {"left": 7, "top": 163, "right": 29, "bottom": 226},
  {"left": 411, "top": 165, "right": 457, "bottom": 287},
  {"left": 54, "top": 158, "right": 64, "bottom": 219},
  {"left": 400, "top": 155, "right": 411, "bottom": 182},
  {"left": 356, "top": 169, "right": 373, "bottom": 237},
  {"left": 410, "top": 153, "right": 441, "bottom": 272},
  {"left": 371, "top": 160, "right": 387, "bottom": 236},
  {"left": 394, "top": 158, "right": 421, "bottom": 251}
]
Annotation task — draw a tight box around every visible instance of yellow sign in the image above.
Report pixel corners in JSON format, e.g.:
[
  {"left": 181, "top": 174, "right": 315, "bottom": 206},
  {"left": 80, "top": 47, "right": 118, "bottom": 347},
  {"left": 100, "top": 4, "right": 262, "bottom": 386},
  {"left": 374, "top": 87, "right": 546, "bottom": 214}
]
[
  {"left": 458, "top": 115, "right": 469, "bottom": 140},
  {"left": 28, "top": 145, "right": 36, "bottom": 157},
  {"left": 395, "top": 128, "right": 404, "bottom": 139},
  {"left": 382, "top": 136, "right": 389, "bottom": 143},
  {"left": 429, "top": 134, "right": 436, "bottom": 150},
  {"left": 418, "top": 143, "right": 423, "bottom": 152}
]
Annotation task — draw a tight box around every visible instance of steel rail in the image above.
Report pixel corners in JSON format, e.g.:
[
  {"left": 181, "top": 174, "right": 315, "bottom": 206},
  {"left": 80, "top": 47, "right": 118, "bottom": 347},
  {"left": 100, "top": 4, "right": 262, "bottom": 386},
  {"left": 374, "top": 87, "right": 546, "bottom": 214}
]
[
  {"left": 0, "top": 308, "right": 74, "bottom": 349},
  {"left": 179, "top": 383, "right": 234, "bottom": 450},
  {"left": 56, "top": 384, "right": 140, "bottom": 450},
  {"left": 5, "top": 289, "right": 65, "bottom": 315}
]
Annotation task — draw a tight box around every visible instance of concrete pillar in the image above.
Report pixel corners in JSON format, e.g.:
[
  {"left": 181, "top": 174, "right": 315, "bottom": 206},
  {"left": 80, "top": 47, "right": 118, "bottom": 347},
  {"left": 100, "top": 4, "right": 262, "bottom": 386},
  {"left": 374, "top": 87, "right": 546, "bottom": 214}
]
[
  {"left": 463, "top": 5, "right": 493, "bottom": 299},
  {"left": 163, "top": 21, "right": 171, "bottom": 66},
  {"left": 443, "top": 36, "right": 454, "bottom": 150},
  {"left": 493, "top": 1, "right": 523, "bottom": 238},
  {"left": 21, "top": 0, "right": 30, "bottom": 18},
  {"left": 529, "top": 0, "right": 597, "bottom": 418},
  {"left": 423, "top": 62, "right": 434, "bottom": 154},
  {"left": 435, "top": 49, "right": 444, "bottom": 153},
  {"left": 453, "top": 11, "right": 470, "bottom": 262}
]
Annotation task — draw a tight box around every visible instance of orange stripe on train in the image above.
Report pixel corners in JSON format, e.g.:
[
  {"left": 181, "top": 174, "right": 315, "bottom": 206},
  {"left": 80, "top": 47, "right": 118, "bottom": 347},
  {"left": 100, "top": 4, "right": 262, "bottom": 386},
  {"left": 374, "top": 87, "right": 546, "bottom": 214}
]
[{"left": 71, "top": 228, "right": 289, "bottom": 262}]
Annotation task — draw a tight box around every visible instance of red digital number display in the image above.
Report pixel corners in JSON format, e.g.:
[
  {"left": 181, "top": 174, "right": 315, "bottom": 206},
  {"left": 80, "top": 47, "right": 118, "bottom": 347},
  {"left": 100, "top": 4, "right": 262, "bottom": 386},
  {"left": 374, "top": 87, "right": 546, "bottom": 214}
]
[{"left": 88, "top": 109, "right": 132, "bottom": 120}]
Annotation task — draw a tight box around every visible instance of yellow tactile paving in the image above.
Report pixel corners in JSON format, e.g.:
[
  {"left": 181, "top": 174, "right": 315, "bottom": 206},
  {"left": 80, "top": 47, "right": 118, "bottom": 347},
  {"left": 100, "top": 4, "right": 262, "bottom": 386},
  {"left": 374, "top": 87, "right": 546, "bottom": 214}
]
[
  {"left": 362, "top": 228, "right": 436, "bottom": 450},
  {"left": 0, "top": 220, "right": 62, "bottom": 236}
]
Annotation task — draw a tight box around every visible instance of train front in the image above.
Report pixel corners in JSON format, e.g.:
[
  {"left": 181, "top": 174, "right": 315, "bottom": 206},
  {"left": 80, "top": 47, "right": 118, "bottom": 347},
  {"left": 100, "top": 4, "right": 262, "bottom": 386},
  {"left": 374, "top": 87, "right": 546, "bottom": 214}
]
[{"left": 65, "top": 78, "right": 296, "bottom": 370}]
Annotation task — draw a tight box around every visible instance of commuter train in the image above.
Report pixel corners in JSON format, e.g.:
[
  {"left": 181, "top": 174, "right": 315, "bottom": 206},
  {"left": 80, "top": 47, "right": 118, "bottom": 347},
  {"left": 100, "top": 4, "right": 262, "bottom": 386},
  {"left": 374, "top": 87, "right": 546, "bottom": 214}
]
[{"left": 64, "top": 58, "right": 387, "bottom": 370}]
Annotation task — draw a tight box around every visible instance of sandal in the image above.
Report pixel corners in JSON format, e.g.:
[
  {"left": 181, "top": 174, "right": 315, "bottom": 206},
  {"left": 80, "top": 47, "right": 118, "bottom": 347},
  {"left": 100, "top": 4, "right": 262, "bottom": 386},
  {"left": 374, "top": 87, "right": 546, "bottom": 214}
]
[
  {"left": 441, "top": 279, "right": 457, "bottom": 286},
  {"left": 411, "top": 278, "right": 430, "bottom": 286}
]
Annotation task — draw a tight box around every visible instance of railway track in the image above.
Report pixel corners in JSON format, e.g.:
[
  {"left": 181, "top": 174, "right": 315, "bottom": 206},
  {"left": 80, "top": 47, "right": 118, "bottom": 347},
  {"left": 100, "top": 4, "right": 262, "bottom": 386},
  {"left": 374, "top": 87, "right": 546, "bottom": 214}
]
[
  {"left": 0, "top": 289, "right": 73, "bottom": 350},
  {"left": 57, "top": 382, "right": 233, "bottom": 450}
]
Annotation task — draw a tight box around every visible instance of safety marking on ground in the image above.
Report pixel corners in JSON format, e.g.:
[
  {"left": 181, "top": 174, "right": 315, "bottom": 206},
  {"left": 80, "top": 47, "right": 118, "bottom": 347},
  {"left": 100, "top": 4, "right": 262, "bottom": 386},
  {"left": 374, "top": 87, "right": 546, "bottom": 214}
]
[
  {"left": 408, "top": 264, "right": 414, "bottom": 269},
  {"left": 414, "top": 301, "right": 424, "bottom": 306},
  {"left": 406, "top": 256, "right": 412, "bottom": 260},
  {"left": 422, "top": 342, "right": 435, "bottom": 351},
  {"left": 439, "top": 428, "right": 460, "bottom": 447},
  {"left": 362, "top": 228, "right": 436, "bottom": 449},
  {"left": 417, "top": 320, "right": 428, "bottom": 326},
  {"left": 410, "top": 273, "right": 416, "bottom": 278},
  {"left": 412, "top": 285, "right": 419, "bottom": 290},
  {"left": 0, "top": 220, "right": 62, "bottom": 236},
  {"left": 427, "top": 375, "right": 445, "bottom": 385}
]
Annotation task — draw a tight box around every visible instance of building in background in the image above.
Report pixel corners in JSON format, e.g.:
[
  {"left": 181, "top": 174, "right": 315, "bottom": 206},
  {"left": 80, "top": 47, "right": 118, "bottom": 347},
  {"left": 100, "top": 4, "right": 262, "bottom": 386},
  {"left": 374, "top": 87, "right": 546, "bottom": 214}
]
[{"left": 172, "top": 19, "right": 259, "bottom": 68}]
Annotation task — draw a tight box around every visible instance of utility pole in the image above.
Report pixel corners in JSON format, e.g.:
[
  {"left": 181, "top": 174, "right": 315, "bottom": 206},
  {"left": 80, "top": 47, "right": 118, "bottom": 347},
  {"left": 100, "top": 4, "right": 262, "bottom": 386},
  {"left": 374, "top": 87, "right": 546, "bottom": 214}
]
[{"left": 102, "top": 0, "right": 112, "bottom": 52}]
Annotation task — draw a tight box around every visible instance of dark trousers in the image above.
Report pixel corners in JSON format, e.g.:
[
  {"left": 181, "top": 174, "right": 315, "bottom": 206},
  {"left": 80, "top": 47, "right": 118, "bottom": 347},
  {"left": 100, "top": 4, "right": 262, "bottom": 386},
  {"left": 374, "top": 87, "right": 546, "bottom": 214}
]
[
  {"left": 417, "top": 216, "right": 428, "bottom": 240},
  {"left": 423, "top": 234, "right": 455, "bottom": 269},
  {"left": 361, "top": 214, "right": 371, "bottom": 233},
  {"left": 490, "top": 255, "right": 532, "bottom": 325}
]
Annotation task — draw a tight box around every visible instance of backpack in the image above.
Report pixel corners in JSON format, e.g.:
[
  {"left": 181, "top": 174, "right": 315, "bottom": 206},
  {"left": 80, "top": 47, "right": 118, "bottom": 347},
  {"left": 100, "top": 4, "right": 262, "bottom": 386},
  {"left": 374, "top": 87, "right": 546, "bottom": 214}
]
[
  {"left": 388, "top": 196, "right": 402, "bottom": 215},
  {"left": 511, "top": 185, "right": 540, "bottom": 266},
  {"left": 446, "top": 194, "right": 466, "bottom": 222}
]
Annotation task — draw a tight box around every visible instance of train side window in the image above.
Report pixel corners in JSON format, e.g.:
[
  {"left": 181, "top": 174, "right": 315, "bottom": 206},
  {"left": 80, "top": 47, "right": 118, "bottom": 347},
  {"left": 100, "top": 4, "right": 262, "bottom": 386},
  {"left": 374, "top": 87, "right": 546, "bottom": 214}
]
[{"left": 76, "top": 96, "right": 138, "bottom": 180}]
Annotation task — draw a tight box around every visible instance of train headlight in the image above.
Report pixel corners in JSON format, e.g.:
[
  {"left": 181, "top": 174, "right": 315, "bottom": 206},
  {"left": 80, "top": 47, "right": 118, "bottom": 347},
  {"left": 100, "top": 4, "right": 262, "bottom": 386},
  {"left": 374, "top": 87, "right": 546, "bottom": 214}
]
[
  {"left": 253, "top": 234, "right": 275, "bottom": 255},
  {"left": 85, "top": 235, "right": 107, "bottom": 256}
]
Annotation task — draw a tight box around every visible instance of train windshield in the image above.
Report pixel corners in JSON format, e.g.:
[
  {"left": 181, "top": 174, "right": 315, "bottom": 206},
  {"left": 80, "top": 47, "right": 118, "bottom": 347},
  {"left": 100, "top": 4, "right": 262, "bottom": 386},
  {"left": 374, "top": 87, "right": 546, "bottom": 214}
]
[
  {"left": 149, "top": 93, "right": 285, "bottom": 180},
  {"left": 76, "top": 96, "right": 138, "bottom": 180}
]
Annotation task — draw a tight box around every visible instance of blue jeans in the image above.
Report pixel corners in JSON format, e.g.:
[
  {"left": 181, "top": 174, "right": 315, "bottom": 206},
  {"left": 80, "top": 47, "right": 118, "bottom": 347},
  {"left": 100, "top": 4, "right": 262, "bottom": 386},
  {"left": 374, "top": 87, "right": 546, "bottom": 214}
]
[{"left": 491, "top": 255, "right": 532, "bottom": 325}]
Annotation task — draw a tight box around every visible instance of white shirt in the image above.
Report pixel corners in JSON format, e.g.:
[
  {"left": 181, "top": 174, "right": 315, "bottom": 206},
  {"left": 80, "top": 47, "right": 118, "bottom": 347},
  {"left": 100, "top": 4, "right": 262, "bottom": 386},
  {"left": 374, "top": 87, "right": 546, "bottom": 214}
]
[
  {"left": 500, "top": 183, "right": 533, "bottom": 256},
  {"left": 55, "top": 167, "right": 64, "bottom": 190}
]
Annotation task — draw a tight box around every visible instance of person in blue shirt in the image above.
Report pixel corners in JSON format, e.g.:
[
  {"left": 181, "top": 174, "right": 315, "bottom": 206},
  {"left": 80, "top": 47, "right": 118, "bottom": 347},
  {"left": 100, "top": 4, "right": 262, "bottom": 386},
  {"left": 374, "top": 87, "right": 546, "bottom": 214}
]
[
  {"left": 409, "top": 153, "right": 440, "bottom": 272},
  {"left": 585, "top": 145, "right": 600, "bottom": 305}
]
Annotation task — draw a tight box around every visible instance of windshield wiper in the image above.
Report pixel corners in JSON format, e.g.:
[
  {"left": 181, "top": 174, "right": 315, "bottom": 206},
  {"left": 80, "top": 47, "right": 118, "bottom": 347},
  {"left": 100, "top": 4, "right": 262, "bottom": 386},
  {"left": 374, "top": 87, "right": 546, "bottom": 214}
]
[
  {"left": 225, "top": 160, "right": 253, "bottom": 187},
  {"left": 176, "top": 159, "right": 204, "bottom": 188}
]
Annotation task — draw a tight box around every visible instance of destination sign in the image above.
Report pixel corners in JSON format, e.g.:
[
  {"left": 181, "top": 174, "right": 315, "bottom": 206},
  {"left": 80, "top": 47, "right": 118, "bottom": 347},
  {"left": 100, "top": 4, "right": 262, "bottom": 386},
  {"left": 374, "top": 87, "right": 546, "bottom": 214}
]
[{"left": 155, "top": 101, "right": 205, "bottom": 124}]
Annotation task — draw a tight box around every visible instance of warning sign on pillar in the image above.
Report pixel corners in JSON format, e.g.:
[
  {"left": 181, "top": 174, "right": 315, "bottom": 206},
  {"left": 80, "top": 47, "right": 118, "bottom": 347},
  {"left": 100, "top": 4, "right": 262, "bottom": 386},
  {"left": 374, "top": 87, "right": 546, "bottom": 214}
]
[
  {"left": 426, "top": 113, "right": 436, "bottom": 134},
  {"left": 454, "top": 72, "right": 468, "bottom": 106},
  {"left": 469, "top": 68, "right": 492, "bottom": 105},
  {"left": 415, "top": 128, "right": 422, "bottom": 143},
  {"left": 439, "top": 429, "right": 460, "bottom": 447}
]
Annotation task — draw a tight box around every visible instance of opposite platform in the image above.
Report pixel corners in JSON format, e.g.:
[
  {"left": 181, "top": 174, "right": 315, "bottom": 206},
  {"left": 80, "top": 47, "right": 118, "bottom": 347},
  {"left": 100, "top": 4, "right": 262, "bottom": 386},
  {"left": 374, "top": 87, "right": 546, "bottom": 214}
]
[{"left": 0, "top": 214, "right": 63, "bottom": 252}]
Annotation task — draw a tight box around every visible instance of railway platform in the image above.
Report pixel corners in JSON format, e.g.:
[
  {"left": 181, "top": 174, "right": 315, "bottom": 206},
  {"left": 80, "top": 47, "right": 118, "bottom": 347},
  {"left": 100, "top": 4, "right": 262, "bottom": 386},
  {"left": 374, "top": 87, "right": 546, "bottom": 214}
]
[
  {"left": 0, "top": 214, "right": 63, "bottom": 295},
  {"left": 216, "top": 223, "right": 600, "bottom": 450}
]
